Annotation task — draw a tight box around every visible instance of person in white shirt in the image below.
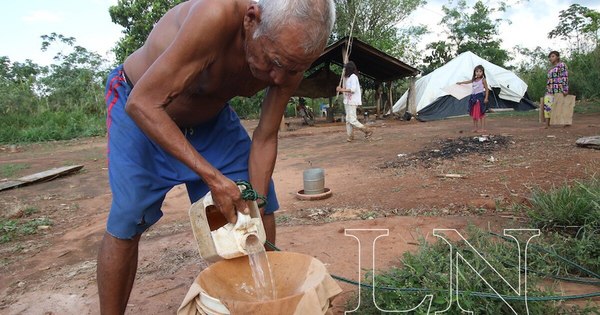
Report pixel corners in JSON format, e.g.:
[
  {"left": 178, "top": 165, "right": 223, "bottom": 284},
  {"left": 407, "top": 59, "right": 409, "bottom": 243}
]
[{"left": 336, "top": 61, "right": 373, "bottom": 142}]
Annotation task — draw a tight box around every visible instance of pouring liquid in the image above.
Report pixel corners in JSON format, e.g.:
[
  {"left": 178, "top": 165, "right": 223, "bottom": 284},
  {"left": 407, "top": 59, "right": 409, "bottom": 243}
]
[{"left": 244, "top": 234, "right": 277, "bottom": 301}]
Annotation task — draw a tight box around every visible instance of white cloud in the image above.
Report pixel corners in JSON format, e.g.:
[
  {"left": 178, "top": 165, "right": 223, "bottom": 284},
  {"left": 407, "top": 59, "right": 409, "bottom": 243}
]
[{"left": 22, "top": 10, "right": 63, "bottom": 23}]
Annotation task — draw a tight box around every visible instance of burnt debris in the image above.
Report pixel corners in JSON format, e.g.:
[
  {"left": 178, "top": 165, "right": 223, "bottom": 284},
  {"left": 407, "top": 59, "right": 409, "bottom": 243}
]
[{"left": 381, "top": 135, "right": 512, "bottom": 169}]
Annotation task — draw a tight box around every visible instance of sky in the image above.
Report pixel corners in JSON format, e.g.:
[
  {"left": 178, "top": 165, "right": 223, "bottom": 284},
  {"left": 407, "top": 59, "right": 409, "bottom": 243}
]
[
  {"left": 405, "top": 0, "right": 600, "bottom": 64},
  {"left": 1, "top": 0, "right": 599, "bottom": 67}
]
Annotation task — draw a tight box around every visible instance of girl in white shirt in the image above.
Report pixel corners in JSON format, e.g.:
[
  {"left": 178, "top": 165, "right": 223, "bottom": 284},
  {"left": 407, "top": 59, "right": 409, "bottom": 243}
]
[{"left": 336, "top": 61, "right": 373, "bottom": 142}]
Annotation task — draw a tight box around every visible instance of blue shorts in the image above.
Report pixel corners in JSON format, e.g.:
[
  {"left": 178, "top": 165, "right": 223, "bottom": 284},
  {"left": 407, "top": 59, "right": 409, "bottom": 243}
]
[{"left": 105, "top": 65, "right": 279, "bottom": 239}]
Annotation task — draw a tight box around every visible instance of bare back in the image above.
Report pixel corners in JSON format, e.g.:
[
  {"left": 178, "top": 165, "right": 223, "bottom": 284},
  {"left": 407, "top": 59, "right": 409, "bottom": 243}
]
[{"left": 123, "top": 0, "right": 267, "bottom": 127}]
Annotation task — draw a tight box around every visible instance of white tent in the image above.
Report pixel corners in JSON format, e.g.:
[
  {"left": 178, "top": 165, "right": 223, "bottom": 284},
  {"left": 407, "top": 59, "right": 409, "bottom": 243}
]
[{"left": 392, "top": 51, "right": 533, "bottom": 121}]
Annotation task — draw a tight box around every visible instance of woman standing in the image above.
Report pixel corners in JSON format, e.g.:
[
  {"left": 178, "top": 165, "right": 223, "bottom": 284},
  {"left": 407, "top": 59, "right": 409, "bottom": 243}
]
[
  {"left": 544, "top": 51, "right": 569, "bottom": 128},
  {"left": 336, "top": 61, "right": 373, "bottom": 142}
]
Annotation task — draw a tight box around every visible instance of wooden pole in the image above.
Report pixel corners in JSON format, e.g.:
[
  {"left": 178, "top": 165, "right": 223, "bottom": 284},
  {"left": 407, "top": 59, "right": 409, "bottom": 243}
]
[
  {"left": 376, "top": 83, "right": 382, "bottom": 120},
  {"left": 388, "top": 81, "right": 394, "bottom": 116},
  {"left": 539, "top": 97, "right": 544, "bottom": 123},
  {"left": 408, "top": 77, "right": 417, "bottom": 115},
  {"left": 280, "top": 114, "right": 286, "bottom": 131}
]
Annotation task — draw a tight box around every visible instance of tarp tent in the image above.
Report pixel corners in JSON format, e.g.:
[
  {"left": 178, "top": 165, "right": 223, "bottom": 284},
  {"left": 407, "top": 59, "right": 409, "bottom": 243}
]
[{"left": 392, "top": 51, "right": 536, "bottom": 121}]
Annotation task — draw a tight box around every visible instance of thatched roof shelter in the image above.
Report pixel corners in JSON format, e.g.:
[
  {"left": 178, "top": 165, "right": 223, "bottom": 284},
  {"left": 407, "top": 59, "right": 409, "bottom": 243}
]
[{"left": 294, "top": 37, "right": 419, "bottom": 98}]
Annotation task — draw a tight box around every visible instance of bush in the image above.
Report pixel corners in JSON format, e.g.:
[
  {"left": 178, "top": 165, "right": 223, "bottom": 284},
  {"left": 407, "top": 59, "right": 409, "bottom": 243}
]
[
  {"left": 522, "top": 47, "right": 600, "bottom": 101},
  {"left": 0, "top": 109, "right": 106, "bottom": 143},
  {"left": 527, "top": 176, "right": 599, "bottom": 230},
  {"left": 229, "top": 92, "right": 264, "bottom": 120}
]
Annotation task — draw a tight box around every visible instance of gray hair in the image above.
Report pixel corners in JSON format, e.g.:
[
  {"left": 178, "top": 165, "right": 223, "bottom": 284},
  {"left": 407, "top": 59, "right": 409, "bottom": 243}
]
[{"left": 254, "top": 0, "right": 336, "bottom": 55}]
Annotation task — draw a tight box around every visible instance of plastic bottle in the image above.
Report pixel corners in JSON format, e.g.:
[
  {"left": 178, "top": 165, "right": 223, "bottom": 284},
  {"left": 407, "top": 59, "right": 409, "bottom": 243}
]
[{"left": 189, "top": 187, "right": 266, "bottom": 262}]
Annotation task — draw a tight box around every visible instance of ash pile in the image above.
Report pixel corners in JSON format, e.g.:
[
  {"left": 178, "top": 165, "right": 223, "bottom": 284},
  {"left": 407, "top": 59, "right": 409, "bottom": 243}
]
[{"left": 381, "top": 135, "right": 512, "bottom": 169}]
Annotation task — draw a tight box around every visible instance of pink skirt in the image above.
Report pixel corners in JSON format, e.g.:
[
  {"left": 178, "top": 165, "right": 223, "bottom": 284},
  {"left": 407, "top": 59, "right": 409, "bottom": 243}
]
[{"left": 471, "top": 100, "right": 484, "bottom": 120}]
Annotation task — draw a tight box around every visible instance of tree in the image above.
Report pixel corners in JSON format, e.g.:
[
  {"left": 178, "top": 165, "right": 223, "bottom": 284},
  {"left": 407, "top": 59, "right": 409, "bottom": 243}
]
[
  {"left": 38, "top": 33, "right": 109, "bottom": 114},
  {"left": 422, "top": 0, "right": 510, "bottom": 70},
  {"left": 0, "top": 57, "right": 43, "bottom": 114},
  {"left": 421, "top": 41, "right": 453, "bottom": 75},
  {"left": 109, "top": 0, "right": 186, "bottom": 63},
  {"left": 548, "top": 4, "right": 600, "bottom": 53},
  {"left": 332, "top": 0, "right": 427, "bottom": 58}
]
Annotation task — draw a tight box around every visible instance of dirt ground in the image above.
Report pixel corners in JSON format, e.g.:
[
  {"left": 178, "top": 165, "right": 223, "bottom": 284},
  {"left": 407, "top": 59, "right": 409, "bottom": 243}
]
[{"left": 1, "top": 111, "right": 599, "bottom": 314}]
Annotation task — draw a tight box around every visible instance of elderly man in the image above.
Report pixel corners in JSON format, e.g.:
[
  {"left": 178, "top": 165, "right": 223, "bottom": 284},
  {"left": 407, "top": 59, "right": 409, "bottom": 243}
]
[{"left": 98, "top": 0, "right": 335, "bottom": 313}]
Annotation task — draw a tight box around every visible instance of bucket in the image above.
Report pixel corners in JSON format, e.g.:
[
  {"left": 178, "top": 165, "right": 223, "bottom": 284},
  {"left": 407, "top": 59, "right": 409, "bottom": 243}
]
[
  {"left": 303, "top": 168, "right": 325, "bottom": 195},
  {"left": 178, "top": 252, "right": 342, "bottom": 315}
]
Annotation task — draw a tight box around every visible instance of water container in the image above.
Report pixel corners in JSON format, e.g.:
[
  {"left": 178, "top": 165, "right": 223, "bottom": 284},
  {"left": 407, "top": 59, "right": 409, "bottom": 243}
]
[
  {"left": 178, "top": 252, "right": 343, "bottom": 315},
  {"left": 189, "top": 187, "right": 266, "bottom": 263},
  {"left": 303, "top": 168, "right": 325, "bottom": 195}
]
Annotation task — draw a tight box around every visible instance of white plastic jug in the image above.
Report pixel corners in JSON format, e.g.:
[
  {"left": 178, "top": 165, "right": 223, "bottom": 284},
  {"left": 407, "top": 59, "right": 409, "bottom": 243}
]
[{"left": 189, "top": 187, "right": 266, "bottom": 263}]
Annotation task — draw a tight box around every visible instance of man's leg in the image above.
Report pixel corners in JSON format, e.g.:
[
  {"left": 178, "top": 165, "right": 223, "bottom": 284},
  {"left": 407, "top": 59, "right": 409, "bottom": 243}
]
[
  {"left": 263, "top": 213, "right": 276, "bottom": 251},
  {"left": 97, "top": 232, "right": 141, "bottom": 315}
]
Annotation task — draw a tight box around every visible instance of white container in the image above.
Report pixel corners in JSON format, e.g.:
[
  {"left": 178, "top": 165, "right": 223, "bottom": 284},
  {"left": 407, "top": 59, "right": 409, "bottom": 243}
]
[{"left": 189, "top": 187, "right": 266, "bottom": 263}]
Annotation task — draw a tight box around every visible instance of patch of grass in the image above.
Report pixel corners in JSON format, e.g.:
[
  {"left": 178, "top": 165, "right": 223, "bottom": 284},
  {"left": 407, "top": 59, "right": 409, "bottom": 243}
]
[
  {"left": 527, "top": 176, "right": 599, "bottom": 230},
  {"left": 347, "top": 226, "right": 597, "bottom": 314},
  {"left": 0, "top": 217, "right": 52, "bottom": 244},
  {"left": 359, "top": 211, "right": 378, "bottom": 220},
  {"left": 24, "top": 206, "right": 38, "bottom": 216},
  {"left": 573, "top": 99, "right": 600, "bottom": 114},
  {"left": 275, "top": 214, "right": 292, "bottom": 224},
  {"left": 488, "top": 109, "right": 539, "bottom": 118},
  {"left": 0, "top": 163, "right": 30, "bottom": 178},
  {"left": 0, "top": 110, "right": 105, "bottom": 144},
  {"left": 523, "top": 176, "right": 600, "bottom": 276}
]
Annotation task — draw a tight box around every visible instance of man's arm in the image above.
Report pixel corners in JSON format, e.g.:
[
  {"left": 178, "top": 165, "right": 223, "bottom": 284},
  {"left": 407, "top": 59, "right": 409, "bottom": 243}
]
[
  {"left": 124, "top": 2, "right": 245, "bottom": 222},
  {"left": 248, "top": 76, "right": 303, "bottom": 209}
]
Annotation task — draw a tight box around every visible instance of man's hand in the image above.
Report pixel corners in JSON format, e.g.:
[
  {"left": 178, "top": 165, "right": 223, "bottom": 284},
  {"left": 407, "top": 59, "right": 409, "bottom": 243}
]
[
  {"left": 336, "top": 86, "right": 343, "bottom": 92},
  {"left": 484, "top": 98, "right": 489, "bottom": 104},
  {"left": 208, "top": 175, "right": 249, "bottom": 224}
]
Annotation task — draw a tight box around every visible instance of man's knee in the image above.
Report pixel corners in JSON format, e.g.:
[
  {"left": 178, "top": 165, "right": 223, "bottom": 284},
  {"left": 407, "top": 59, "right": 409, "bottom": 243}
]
[{"left": 99, "top": 231, "right": 141, "bottom": 256}]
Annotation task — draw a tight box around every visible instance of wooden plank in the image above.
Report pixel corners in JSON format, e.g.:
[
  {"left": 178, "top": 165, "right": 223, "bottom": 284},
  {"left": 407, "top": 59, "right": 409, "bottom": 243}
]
[
  {"left": 550, "top": 94, "right": 576, "bottom": 125},
  {"left": 0, "top": 180, "right": 26, "bottom": 191},
  {"left": 0, "top": 165, "right": 84, "bottom": 192},
  {"left": 576, "top": 136, "right": 600, "bottom": 150}
]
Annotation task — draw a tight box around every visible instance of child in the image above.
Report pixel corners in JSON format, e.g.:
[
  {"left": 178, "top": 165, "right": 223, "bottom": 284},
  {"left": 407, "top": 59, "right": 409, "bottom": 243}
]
[
  {"left": 336, "top": 61, "right": 373, "bottom": 142},
  {"left": 457, "top": 65, "right": 489, "bottom": 133}
]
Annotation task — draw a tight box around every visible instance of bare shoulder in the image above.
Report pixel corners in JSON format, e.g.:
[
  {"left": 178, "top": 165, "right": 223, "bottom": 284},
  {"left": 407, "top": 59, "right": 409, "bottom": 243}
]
[{"left": 184, "top": 0, "right": 244, "bottom": 34}]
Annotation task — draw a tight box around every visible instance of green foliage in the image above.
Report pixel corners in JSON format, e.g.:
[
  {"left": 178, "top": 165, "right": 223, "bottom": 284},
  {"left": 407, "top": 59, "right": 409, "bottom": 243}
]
[
  {"left": 0, "top": 217, "right": 52, "bottom": 244},
  {"left": 541, "top": 229, "right": 600, "bottom": 276},
  {"left": 422, "top": 41, "right": 454, "bottom": 75},
  {"left": 24, "top": 207, "right": 39, "bottom": 216},
  {"left": 516, "top": 47, "right": 600, "bottom": 101},
  {"left": 38, "top": 33, "right": 108, "bottom": 115},
  {"left": 0, "top": 110, "right": 106, "bottom": 143},
  {"left": 526, "top": 176, "right": 600, "bottom": 276},
  {"left": 548, "top": 4, "right": 599, "bottom": 53},
  {"left": 229, "top": 91, "right": 265, "bottom": 120},
  {"left": 0, "top": 57, "right": 43, "bottom": 114},
  {"left": 0, "top": 163, "right": 30, "bottom": 178},
  {"left": 527, "top": 176, "right": 599, "bottom": 230},
  {"left": 0, "top": 33, "right": 108, "bottom": 144},
  {"left": 109, "top": 0, "right": 186, "bottom": 63},
  {"left": 348, "top": 226, "right": 596, "bottom": 314},
  {"left": 348, "top": 177, "right": 600, "bottom": 314},
  {"left": 332, "top": 0, "right": 427, "bottom": 58},
  {"left": 422, "top": 0, "right": 510, "bottom": 71},
  {"left": 566, "top": 48, "right": 600, "bottom": 99}
]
